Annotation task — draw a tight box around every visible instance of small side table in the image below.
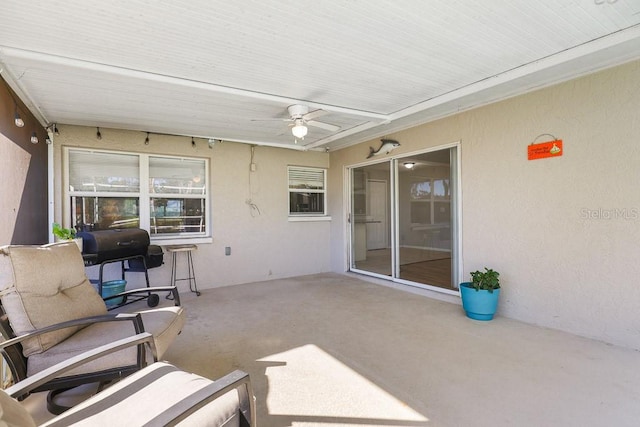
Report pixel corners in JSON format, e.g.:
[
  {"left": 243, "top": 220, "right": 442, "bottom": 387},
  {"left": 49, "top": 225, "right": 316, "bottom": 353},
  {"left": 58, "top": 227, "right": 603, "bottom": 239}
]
[{"left": 165, "top": 244, "right": 201, "bottom": 296}]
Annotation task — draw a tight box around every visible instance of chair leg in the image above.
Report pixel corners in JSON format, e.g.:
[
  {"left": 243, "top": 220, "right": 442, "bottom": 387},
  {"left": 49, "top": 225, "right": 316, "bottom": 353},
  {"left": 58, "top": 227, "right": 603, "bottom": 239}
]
[
  {"left": 186, "top": 251, "right": 200, "bottom": 296},
  {"left": 166, "top": 251, "right": 177, "bottom": 300},
  {"left": 46, "top": 386, "right": 77, "bottom": 415},
  {"left": 167, "top": 250, "right": 200, "bottom": 297}
]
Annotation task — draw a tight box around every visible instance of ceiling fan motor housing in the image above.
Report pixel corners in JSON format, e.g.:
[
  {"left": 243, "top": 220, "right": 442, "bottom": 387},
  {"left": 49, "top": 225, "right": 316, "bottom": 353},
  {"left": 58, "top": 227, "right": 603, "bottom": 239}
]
[{"left": 288, "top": 104, "right": 309, "bottom": 119}]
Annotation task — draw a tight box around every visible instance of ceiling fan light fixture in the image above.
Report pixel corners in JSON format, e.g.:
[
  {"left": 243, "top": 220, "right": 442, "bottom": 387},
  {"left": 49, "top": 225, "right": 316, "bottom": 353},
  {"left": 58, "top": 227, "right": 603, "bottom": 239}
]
[{"left": 292, "top": 120, "right": 308, "bottom": 139}]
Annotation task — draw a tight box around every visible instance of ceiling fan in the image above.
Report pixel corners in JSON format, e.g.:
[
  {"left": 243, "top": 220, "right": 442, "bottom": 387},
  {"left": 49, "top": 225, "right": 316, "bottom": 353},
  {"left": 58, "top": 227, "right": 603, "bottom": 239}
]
[{"left": 254, "top": 105, "right": 341, "bottom": 141}]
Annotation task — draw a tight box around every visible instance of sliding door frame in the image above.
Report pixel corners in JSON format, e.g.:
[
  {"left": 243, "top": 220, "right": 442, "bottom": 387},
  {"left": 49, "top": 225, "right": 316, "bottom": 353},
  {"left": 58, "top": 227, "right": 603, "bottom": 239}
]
[{"left": 345, "top": 140, "right": 462, "bottom": 296}]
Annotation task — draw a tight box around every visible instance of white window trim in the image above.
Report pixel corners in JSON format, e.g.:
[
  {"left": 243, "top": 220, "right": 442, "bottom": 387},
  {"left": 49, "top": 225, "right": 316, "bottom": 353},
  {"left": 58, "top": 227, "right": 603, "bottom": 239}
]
[
  {"left": 288, "top": 215, "right": 332, "bottom": 222},
  {"left": 63, "top": 147, "right": 212, "bottom": 244}
]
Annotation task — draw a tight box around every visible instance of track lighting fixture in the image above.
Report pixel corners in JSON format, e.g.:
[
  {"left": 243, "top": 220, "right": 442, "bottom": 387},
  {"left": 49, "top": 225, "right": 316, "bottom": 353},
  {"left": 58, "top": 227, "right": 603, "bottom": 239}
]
[
  {"left": 30, "top": 132, "right": 38, "bottom": 144},
  {"left": 46, "top": 123, "right": 60, "bottom": 139},
  {"left": 191, "top": 137, "right": 196, "bottom": 148},
  {"left": 14, "top": 110, "right": 24, "bottom": 127},
  {"left": 45, "top": 137, "right": 52, "bottom": 145},
  {"left": 8, "top": 91, "right": 25, "bottom": 127},
  {"left": 207, "top": 138, "right": 219, "bottom": 149},
  {"left": 96, "top": 127, "right": 102, "bottom": 140},
  {"left": 144, "top": 132, "right": 150, "bottom": 145}
]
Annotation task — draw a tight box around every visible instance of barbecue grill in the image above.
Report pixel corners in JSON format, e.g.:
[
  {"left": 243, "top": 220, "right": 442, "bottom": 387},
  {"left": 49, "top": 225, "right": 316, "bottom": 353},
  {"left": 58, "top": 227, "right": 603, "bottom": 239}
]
[{"left": 78, "top": 228, "right": 164, "bottom": 308}]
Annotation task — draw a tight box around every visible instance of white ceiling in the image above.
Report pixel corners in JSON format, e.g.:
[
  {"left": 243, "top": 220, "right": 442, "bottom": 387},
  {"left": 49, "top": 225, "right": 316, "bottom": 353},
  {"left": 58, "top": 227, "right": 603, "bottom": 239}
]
[{"left": 1, "top": 0, "right": 640, "bottom": 151}]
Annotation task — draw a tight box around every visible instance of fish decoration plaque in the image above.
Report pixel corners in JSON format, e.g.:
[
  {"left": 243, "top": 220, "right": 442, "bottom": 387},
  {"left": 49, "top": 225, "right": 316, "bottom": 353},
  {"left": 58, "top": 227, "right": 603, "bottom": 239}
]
[{"left": 367, "top": 139, "right": 400, "bottom": 159}]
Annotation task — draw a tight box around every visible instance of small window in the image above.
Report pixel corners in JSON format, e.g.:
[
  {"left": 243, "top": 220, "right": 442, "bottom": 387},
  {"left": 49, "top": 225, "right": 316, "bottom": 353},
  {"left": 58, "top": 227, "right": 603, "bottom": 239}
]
[{"left": 288, "top": 166, "right": 327, "bottom": 216}]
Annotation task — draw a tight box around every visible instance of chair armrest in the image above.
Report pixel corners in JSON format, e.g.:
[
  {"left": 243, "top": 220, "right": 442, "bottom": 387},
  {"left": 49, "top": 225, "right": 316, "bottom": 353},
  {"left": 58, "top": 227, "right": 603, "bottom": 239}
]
[
  {"left": 147, "top": 369, "right": 256, "bottom": 427},
  {"left": 0, "top": 313, "right": 148, "bottom": 384},
  {"left": 103, "top": 286, "right": 181, "bottom": 306},
  {"left": 4, "top": 333, "right": 156, "bottom": 399},
  {"left": 0, "top": 313, "right": 145, "bottom": 348}
]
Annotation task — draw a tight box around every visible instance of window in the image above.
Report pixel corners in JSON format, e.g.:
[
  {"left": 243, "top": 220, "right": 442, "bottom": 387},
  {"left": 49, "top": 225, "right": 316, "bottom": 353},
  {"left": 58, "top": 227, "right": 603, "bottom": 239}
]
[
  {"left": 66, "top": 148, "right": 209, "bottom": 241},
  {"left": 288, "top": 166, "right": 327, "bottom": 216},
  {"left": 149, "top": 156, "right": 206, "bottom": 236},
  {"left": 410, "top": 178, "right": 450, "bottom": 225}
]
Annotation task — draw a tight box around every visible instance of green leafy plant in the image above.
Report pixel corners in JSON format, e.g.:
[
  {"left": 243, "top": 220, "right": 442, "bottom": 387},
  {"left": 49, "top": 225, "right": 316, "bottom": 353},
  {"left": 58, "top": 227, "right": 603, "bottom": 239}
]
[
  {"left": 469, "top": 267, "right": 500, "bottom": 293},
  {"left": 52, "top": 223, "right": 76, "bottom": 240}
]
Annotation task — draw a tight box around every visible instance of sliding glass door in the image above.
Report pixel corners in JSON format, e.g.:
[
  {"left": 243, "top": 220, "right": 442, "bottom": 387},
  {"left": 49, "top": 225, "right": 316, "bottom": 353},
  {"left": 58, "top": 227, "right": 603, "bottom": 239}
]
[
  {"left": 349, "top": 145, "right": 458, "bottom": 291},
  {"left": 350, "top": 162, "right": 392, "bottom": 276},
  {"left": 396, "top": 149, "right": 456, "bottom": 290}
]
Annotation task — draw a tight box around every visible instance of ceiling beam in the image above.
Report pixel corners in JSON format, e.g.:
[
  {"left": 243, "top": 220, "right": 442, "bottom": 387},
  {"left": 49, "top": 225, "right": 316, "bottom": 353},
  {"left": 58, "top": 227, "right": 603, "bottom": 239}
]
[{"left": 0, "top": 46, "right": 390, "bottom": 122}]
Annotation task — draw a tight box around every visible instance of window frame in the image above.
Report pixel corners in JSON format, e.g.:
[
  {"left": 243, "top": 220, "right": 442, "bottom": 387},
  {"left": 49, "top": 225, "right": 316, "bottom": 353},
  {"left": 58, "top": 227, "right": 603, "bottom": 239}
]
[
  {"left": 409, "top": 177, "right": 451, "bottom": 226},
  {"left": 63, "top": 147, "right": 212, "bottom": 244},
  {"left": 287, "top": 165, "right": 329, "bottom": 219}
]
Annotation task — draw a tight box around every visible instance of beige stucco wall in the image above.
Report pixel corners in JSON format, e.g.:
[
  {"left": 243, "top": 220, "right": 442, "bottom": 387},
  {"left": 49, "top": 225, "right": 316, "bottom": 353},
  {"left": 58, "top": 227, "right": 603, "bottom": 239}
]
[
  {"left": 52, "top": 126, "right": 331, "bottom": 288},
  {"left": 329, "top": 59, "right": 640, "bottom": 350}
]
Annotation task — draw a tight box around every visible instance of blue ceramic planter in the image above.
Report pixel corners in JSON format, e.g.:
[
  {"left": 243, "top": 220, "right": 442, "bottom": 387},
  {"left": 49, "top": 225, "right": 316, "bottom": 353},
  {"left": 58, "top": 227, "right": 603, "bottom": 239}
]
[{"left": 459, "top": 282, "right": 500, "bottom": 321}]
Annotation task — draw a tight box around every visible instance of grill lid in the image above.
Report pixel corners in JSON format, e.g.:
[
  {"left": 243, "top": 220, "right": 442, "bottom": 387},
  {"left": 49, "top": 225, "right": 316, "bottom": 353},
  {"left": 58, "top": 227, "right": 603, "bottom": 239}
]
[{"left": 78, "top": 228, "right": 150, "bottom": 263}]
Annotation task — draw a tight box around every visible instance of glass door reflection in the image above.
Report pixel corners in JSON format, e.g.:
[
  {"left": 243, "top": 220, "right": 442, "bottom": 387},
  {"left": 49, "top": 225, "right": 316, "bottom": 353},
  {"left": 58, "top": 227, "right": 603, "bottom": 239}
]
[
  {"left": 397, "top": 149, "right": 454, "bottom": 289},
  {"left": 351, "top": 162, "right": 392, "bottom": 276}
]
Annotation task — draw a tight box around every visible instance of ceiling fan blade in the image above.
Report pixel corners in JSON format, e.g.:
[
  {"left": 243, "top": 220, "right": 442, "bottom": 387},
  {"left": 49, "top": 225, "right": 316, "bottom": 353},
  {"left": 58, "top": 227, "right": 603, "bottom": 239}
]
[
  {"left": 250, "top": 118, "right": 293, "bottom": 122},
  {"left": 307, "top": 120, "right": 341, "bottom": 132},
  {"left": 303, "top": 109, "right": 328, "bottom": 121}
]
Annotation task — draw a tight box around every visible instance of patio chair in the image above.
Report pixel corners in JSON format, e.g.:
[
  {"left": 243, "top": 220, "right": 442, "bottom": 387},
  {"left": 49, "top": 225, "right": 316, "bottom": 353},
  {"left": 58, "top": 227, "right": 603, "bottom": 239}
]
[
  {"left": 0, "top": 332, "right": 255, "bottom": 426},
  {"left": 0, "top": 241, "right": 186, "bottom": 413}
]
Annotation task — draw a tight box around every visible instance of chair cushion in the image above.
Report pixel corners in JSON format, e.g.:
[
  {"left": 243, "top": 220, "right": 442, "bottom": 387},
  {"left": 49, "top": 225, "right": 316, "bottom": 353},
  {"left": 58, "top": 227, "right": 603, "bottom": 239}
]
[
  {"left": 0, "top": 243, "right": 107, "bottom": 357},
  {"left": 122, "top": 306, "right": 186, "bottom": 360},
  {"left": 40, "top": 362, "right": 242, "bottom": 427},
  {"left": 27, "top": 306, "right": 185, "bottom": 377},
  {"left": 0, "top": 389, "right": 36, "bottom": 427}
]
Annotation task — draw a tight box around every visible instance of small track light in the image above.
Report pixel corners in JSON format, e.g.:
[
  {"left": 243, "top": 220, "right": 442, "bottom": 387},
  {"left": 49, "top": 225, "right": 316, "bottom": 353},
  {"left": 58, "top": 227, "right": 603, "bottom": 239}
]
[
  {"left": 45, "top": 137, "right": 52, "bottom": 145},
  {"left": 144, "top": 132, "right": 150, "bottom": 145},
  {"left": 14, "top": 110, "right": 24, "bottom": 127},
  {"left": 30, "top": 132, "right": 38, "bottom": 144},
  {"left": 191, "top": 137, "right": 196, "bottom": 148},
  {"left": 54, "top": 124, "right": 59, "bottom": 135},
  {"left": 96, "top": 127, "right": 102, "bottom": 140}
]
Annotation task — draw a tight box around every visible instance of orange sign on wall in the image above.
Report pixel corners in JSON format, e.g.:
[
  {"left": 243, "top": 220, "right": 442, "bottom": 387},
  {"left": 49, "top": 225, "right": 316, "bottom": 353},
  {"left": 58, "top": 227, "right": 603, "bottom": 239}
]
[{"left": 528, "top": 139, "right": 563, "bottom": 160}]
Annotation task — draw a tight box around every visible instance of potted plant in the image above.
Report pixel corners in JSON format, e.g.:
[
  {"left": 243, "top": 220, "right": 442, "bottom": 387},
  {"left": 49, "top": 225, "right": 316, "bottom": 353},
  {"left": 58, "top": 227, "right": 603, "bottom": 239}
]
[
  {"left": 52, "top": 223, "right": 83, "bottom": 252},
  {"left": 459, "top": 267, "right": 500, "bottom": 321}
]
